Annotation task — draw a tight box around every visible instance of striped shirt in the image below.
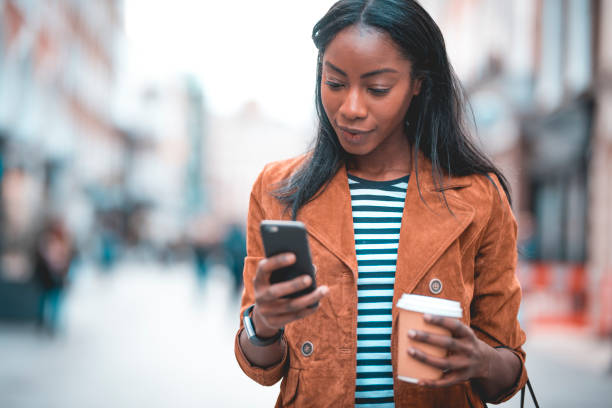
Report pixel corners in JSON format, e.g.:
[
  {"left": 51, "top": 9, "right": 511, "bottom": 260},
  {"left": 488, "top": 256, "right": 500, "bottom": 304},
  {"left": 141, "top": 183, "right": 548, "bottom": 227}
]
[{"left": 350, "top": 173, "right": 409, "bottom": 408}]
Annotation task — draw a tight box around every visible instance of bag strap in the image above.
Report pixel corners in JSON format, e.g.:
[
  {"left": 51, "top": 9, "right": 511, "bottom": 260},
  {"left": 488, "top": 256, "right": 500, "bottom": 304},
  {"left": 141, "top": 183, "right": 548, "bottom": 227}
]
[{"left": 520, "top": 379, "right": 540, "bottom": 408}]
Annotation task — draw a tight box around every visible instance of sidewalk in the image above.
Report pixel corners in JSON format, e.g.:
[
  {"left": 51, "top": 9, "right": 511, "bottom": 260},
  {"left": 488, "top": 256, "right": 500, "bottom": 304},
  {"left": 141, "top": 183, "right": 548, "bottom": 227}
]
[
  {"left": 498, "top": 326, "right": 612, "bottom": 407},
  {"left": 0, "top": 261, "right": 280, "bottom": 408},
  {"left": 0, "top": 260, "right": 610, "bottom": 407}
]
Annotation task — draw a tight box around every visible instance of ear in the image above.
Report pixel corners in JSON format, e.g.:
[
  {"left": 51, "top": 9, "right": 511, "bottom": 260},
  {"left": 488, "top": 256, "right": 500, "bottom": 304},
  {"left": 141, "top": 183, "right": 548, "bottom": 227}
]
[{"left": 412, "top": 77, "right": 423, "bottom": 96}]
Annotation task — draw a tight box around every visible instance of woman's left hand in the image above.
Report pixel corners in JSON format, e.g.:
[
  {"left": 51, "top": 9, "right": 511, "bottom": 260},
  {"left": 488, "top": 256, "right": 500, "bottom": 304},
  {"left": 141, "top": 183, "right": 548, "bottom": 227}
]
[{"left": 407, "top": 314, "right": 495, "bottom": 387}]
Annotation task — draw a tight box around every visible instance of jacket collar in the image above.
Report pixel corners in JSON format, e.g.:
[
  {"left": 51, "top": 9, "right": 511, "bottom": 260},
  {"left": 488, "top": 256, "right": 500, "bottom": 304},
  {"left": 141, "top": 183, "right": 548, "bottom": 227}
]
[{"left": 297, "top": 151, "right": 474, "bottom": 287}]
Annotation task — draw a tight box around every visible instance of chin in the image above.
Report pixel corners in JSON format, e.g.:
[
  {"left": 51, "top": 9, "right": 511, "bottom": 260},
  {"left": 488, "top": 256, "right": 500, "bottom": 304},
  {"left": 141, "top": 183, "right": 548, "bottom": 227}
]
[{"left": 339, "top": 142, "right": 373, "bottom": 156}]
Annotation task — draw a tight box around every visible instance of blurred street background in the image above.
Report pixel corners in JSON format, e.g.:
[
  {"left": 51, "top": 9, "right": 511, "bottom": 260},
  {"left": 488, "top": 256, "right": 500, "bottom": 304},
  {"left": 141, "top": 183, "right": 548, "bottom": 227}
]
[{"left": 0, "top": 0, "right": 611, "bottom": 407}]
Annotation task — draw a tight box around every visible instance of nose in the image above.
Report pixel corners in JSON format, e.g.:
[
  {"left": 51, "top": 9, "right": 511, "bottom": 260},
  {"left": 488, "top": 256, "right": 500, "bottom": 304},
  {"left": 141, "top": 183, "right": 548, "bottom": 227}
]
[{"left": 339, "top": 87, "right": 367, "bottom": 120}]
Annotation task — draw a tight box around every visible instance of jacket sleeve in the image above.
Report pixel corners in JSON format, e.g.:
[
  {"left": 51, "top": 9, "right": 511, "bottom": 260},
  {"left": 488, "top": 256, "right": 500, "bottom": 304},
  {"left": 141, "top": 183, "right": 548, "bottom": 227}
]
[
  {"left": 234, "top": 169, "right": 289, "bottom": 386},
  {"left": 470, "top": 175, "right": 528, "bottom": 403}
]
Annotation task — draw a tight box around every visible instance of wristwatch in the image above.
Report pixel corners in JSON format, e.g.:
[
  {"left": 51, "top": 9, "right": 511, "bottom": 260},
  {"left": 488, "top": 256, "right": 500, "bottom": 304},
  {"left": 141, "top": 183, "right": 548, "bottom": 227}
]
[{"left": 243, "top": 304, "right": 284, "bottom": 346}]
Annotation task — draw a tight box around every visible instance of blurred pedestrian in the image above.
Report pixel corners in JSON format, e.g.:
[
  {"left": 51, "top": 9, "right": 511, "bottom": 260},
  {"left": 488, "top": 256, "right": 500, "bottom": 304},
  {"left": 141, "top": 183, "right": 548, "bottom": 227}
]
[
  {"left": 190, "top": 215, "right": 224, "bottom": 289},
  {"left": 235, "top": 1, "right": 528, "bottom": 407},
  {"left": 223, "top": 222, "right": 246, "bottom": 296},
  {"left": 97, "top": 210, "right": 122, "bottom": 270},
  {"left": 33, "top": 217, "right": 75, "bottom": 334}
]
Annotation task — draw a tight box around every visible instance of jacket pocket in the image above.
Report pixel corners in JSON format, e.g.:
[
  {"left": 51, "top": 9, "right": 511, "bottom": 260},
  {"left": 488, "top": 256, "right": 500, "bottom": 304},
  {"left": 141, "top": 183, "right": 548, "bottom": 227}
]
[{"left": 280, "top": 367, "right": 300, "bottom": 407}]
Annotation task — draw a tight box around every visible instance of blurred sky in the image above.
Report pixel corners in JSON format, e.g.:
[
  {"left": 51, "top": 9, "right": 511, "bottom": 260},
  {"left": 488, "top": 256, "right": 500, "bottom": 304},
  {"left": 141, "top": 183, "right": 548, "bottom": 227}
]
[{"left": 124, "top": 0, "right": 335, "bottom": 127}]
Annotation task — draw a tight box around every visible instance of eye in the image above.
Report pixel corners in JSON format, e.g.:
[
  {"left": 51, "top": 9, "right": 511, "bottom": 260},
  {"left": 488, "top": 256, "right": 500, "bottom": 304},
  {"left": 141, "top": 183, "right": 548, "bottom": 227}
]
[
  {"left": 368, "top": 88, "right": 391, "bottom": 96},
  {"left": 324, "top": 80, "right": 344, "bottom": 90}
]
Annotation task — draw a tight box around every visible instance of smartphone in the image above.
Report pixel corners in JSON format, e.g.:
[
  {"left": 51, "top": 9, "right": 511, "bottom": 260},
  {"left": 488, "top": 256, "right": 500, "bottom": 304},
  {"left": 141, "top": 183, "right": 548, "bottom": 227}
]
[{"left": 260, "top": 220, "right": 316, "bottom": 298}]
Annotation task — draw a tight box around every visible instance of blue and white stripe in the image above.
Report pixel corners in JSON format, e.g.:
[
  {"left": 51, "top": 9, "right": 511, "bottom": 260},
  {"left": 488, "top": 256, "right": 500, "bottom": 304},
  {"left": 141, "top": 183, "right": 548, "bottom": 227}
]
[{"left": 350, "top": 174, "right": 408, "bottom": 408}]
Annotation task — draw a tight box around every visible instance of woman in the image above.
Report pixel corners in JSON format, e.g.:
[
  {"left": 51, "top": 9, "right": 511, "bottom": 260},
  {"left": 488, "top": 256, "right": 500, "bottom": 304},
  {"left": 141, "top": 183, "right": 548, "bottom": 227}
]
[{"left": 235, "top": 1, "right": 527, "bottom": 407}]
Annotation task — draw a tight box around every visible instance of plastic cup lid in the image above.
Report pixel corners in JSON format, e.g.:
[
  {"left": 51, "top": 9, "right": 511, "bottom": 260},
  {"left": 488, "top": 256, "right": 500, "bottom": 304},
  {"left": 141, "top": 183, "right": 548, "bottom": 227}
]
[{"left": 396, "top": 294, "right": 462, "bottom": 318}]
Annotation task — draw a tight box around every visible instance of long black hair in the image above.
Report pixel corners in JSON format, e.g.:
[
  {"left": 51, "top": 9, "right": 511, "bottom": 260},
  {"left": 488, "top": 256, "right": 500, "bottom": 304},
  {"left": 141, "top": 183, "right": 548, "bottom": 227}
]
[{"left": 275, "top": 0, "right": 511, "bottom": 219}]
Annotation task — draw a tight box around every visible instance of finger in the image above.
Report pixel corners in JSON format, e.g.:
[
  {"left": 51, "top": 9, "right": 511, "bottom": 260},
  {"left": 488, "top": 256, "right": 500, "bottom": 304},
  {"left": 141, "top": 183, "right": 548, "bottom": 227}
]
[
  {"left": 261, "top": 274, "right": 314, "bottom": 302},
  {"left": 407, "top": 347, "right": 465, "bottom": 372},
  {"left": 418, "top": 370, "right": 469, "bottom": 387},
  {"left": 407, "top": 330, "right": 471, "bottom": 354},
  {"left": 254, "top": 253, "right": 296, "bottom": 287},
  {"left": 423, "top": 315, "right": 473, "bottom": 339},
  {"left": 285, "top": 286, "right": 329, "bottom": 311},
  {"left": 264, "top": 301, "right": 323, "bottom": 327},
  {"left": 255, "top": 297, "right": 292, "bottom": 316},
  {"left": 258, "top": 285, "right": 328, "bottom": 317}
]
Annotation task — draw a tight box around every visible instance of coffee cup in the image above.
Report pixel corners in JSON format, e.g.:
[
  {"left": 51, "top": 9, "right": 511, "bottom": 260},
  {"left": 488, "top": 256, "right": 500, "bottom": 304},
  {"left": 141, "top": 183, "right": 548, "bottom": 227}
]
[{"left": 396, "top": 294, "right": 462, "bottom": 383}]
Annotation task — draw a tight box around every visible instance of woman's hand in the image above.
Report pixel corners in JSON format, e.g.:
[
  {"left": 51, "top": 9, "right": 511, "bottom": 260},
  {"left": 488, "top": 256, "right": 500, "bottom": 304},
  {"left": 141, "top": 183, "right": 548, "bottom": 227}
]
[
  {"left": 406, "top": 314, "right": 495, "bottom": 387},
  {"left": 251, "top": 252, "right": 329, "bottom": 338}
]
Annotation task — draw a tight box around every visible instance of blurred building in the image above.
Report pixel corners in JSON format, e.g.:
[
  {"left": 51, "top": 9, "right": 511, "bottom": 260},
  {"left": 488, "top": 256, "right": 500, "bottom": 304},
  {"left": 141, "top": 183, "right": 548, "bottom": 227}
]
[
  {"left": 423, "top": 0, "right": 612, "bottom": 336},
  {"left": 590, "top": 0, "right": 612, "bottom": 337},
  {"left": 206, "top": 101, "right": 311, "bottom": 221},
  {"left": 122, "top": 76, "right": 208, "bottom": 256},
  {"left": 0, "top": 0, "right": 124, "bottom": 317}
]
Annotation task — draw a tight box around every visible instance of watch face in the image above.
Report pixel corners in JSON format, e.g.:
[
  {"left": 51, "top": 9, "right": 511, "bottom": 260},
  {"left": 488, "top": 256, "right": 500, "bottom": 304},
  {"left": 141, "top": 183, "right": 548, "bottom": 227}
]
[
  {"left": 243, "top": 305, "right": 257, "bottom": 338},
  {"left": 244, "top": 315, "right": 256, "bottom": 338}
]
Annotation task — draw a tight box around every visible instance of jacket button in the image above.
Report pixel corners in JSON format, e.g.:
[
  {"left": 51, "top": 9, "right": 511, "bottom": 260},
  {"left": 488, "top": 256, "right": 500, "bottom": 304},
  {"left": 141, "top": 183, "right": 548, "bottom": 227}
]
[
  {"left": 301, "top": 341, "right": 314, "bottom": 357},
  {"left": 429, "top": 278, "right": 443, "bottom": 295}
]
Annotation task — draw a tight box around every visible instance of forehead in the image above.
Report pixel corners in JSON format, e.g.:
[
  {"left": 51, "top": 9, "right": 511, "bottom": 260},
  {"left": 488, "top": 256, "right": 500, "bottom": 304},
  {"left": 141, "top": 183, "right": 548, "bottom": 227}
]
[{"left": 323, "top": 25, "right": 411, "bottom": 74}]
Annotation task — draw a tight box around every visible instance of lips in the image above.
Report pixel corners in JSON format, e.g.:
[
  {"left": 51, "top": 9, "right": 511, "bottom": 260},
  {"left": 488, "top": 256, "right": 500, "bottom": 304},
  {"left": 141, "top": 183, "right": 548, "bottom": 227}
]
[
  {"left": 338, "top": 125, "right": 372, "bottom": 135},
  {"left": 336, "top": 125, "right": 373, "bottom": 145}
]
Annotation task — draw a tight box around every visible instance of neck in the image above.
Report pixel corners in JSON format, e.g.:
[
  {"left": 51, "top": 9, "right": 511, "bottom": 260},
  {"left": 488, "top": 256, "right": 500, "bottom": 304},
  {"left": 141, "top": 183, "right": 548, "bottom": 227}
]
[{"left": 347, "top": 142, "right": 413, "bottom": 182}]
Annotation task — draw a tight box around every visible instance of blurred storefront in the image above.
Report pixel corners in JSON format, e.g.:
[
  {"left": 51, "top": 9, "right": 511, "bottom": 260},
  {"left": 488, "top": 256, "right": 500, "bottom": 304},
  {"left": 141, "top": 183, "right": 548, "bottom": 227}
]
[
  {"left": 0, "top": 0, "right": 124, "bottom": 318},
  {"left": 424, "top": 0, "right": 612, "bottom": 336}
]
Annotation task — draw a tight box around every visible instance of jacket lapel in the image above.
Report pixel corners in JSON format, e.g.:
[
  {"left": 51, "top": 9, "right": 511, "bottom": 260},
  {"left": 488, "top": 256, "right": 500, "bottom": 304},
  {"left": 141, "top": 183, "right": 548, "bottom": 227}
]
[
  {"left": 296, "top": 153, "right": 475, "bottom": 289},
  {"left": 392, "top": 155, "right": 474, "bottom": 316},
  {"left": 297, "top": 165, "right": 359, "bottom": 278}
]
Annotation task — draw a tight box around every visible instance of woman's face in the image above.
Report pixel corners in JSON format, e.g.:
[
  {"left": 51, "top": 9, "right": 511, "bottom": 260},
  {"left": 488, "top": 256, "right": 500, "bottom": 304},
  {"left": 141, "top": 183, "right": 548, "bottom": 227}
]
[{"left": 321, "top": 24, "right": 421, "bottom": 158}]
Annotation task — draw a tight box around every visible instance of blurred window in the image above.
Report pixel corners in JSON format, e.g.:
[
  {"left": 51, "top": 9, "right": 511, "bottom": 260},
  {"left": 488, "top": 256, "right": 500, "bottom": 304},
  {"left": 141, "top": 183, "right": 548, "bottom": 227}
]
[
  {"left": 534, "top": 179, "right": 564, "bottom": 260},
  {"left": 527, "top": 100, "right": 592, "bottom": 263},
  {"left": 0, "top": 11, "right": 4, "bottom": 67},
  {"left": 565, "top": 171, "right": 587, "bottom": 261},
  {"left": 531, "top": 170, "right": 587, "bottom": 263},
  {"left": 565, "top": 0, "right": 592, "bottom": 96},
  {"left": 536, "top": 0, "right": 564, "bottom": 109}
]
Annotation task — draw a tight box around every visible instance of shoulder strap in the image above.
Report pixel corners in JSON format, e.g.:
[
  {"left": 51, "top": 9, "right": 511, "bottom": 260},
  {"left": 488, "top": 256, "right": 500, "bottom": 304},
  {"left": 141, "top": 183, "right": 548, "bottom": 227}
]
[{"left": 520, "top": 379, "right": 540, "bottom": 408}]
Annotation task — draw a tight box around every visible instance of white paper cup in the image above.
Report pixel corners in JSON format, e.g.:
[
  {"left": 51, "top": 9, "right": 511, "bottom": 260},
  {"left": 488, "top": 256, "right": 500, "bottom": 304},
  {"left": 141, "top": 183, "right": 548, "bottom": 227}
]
[{"left": 396, "top": 294, "right": 462, "bottom": 383}]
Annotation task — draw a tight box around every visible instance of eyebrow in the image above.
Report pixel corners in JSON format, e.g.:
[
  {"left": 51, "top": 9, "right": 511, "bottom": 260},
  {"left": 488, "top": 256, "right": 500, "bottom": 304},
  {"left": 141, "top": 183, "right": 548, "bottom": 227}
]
[{"left": 325, "top": 61, "right": 399, "bottom": 78}]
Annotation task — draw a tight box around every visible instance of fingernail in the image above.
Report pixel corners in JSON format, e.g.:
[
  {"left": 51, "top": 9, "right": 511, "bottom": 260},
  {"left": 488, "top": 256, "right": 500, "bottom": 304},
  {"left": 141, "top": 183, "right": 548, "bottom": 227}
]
[
  {"left": 408, "top": 329, "right": 416, "bottom": 338},
  {"left": 423, "top": 314, "right": 433, "bottom": 322},
  {"left": 303, "top": 275, "right": 310, "bottom": 284},
  {"left": 321, "top": 286, "right": 329, "bottom": 295},
  {"left": 286, "top": 254, "right": 295, "bottom": 262},
  {"left": 408, "top": 348, "right": 416, "bottom": 356}
]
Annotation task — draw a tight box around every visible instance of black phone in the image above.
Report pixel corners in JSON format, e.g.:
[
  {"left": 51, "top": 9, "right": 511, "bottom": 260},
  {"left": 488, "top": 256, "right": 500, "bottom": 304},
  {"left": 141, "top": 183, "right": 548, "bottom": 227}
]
[{"left": 260, "top": 220, "right": 316, "bottom": 298}]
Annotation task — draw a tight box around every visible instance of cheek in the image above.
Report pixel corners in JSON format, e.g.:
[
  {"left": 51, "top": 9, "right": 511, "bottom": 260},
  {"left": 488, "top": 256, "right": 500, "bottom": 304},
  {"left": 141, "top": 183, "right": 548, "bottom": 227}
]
[
  {"left": 378, "top": 94, "right": 412, "bottom": 125},
  {"left": 320, "top": 87, "right": 340, "bottom": 118},
  {"left": 370, "top": 104, "right": 399, "bottom": 127}
]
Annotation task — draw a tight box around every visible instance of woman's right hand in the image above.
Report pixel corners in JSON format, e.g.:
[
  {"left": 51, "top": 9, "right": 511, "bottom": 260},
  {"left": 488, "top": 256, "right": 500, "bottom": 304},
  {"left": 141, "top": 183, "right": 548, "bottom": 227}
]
[{"left": 251, "top": 252, "right": 329, "bottom": 338}]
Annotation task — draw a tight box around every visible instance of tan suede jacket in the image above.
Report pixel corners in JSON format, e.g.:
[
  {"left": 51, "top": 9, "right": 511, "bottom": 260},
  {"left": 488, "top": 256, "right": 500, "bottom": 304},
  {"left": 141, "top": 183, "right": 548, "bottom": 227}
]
[{"left": 235, "top": 153, "right": 528, "bottom": 407}]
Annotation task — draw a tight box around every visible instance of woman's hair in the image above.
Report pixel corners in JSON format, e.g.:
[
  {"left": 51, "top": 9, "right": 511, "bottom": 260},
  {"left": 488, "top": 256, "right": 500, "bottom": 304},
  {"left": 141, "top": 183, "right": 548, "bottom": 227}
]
[{"left": 275, "top": 0, "right": 511, "bottom": 219}]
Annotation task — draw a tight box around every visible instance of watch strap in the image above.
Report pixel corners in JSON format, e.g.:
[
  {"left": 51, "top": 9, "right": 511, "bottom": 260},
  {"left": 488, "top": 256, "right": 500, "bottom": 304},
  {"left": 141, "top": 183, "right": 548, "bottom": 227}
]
[{"left": 243, "top": 304, "right": 284, "bottom": 346}]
